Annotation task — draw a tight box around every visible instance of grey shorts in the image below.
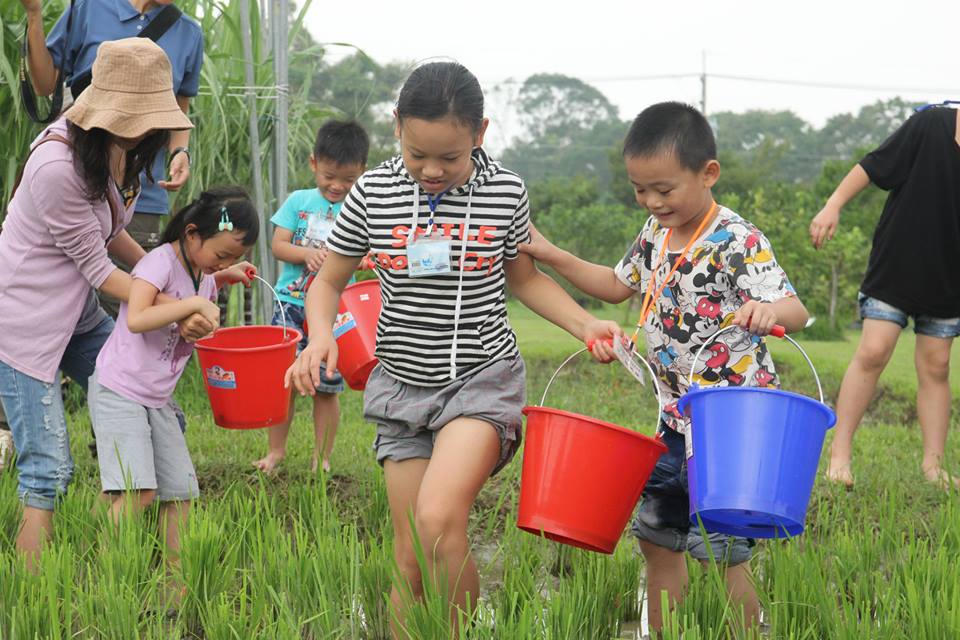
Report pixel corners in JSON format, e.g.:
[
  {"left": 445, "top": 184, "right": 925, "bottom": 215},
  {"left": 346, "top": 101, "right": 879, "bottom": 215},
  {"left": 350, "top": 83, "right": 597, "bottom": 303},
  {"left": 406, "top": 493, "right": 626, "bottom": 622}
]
[
  {"left": 89, "top": 371, "right": 199, "bottom": 501},
  {"left": 364, "top": 355, "right": 526, "bottom": 476}
]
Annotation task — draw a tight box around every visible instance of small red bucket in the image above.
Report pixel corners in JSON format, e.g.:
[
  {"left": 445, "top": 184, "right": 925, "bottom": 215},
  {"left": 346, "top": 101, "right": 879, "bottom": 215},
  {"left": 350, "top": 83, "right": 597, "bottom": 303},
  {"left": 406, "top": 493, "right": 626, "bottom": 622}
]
[
  {"left": 195, "top": 326, "right": 301, "bottom": 429},
  {"left": 517, "top": 345, "right": 667, "bottom": 554},
  {"left": 334, "top": 280, "right": 381, "bottom": 390}
]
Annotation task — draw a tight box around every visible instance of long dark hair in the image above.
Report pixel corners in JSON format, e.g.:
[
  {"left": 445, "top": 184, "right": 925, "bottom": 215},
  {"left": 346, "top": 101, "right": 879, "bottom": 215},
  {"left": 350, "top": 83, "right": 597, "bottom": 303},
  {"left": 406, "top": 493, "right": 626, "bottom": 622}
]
[
  {"left": 66, "top": 121, "right": 170, "bottom": 203},
  {"left": 396, "top": 62, "right": 485, "bottom": 132},
  {"left": 161, "top": 186, "right": 259, "bottom": 247}
]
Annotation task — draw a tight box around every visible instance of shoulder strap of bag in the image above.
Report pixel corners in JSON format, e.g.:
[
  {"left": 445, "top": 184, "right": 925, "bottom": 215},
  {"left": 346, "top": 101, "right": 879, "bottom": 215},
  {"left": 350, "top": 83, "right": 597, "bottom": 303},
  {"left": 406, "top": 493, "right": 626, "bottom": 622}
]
[
  {"left": 11, "top": 134, "right": 123, "bottom": 242},
  {"left": 140, "top": 5, "right": 182, "bottom": 41},
  {"left": 19, "top": 0, "right": 76, "bottom": 124}
]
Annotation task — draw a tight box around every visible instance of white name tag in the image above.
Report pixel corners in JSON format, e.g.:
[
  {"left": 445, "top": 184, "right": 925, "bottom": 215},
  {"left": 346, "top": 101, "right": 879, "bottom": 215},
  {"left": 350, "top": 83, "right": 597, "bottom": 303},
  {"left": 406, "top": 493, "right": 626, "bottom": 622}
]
[
  {"left": 304, "top": 213, "right": 334, "bottom": 246},
  {"left": 408, "top": 235, "right": 452, "bottom": 277}
]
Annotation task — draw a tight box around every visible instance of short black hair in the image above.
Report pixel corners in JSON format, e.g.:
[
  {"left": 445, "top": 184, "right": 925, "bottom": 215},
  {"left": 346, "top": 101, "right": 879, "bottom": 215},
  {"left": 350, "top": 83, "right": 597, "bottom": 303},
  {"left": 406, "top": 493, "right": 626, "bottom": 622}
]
[
  {"left": 313, "top": 120, "right": 369, "bottom": 167},
  {"left": 622, "top": 102, "right": 716, "bottom": 171}
]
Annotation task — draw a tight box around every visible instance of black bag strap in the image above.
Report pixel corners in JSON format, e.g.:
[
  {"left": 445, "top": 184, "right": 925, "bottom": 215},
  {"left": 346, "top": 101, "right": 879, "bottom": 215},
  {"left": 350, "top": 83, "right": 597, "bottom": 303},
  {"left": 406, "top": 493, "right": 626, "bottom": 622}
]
[
  {"left": 140, "top": 4, "right": 182, "bottom": 41},
  {"left": 19, "top": 0, "right": 75, "bottom": 124}
]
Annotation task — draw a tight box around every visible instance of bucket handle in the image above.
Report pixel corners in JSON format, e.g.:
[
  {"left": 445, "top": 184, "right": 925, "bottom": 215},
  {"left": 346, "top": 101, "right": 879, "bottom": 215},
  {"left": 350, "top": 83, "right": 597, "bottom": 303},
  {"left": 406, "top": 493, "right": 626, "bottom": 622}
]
[
  {"left": 538, "top": 339, "right": 663, "bottom": 427},
  {"left": 687, "top": 325, "right": 825, "bottom": 404},
  {"left": 245, "top": 268, "right": 289, "bottom": 342}
]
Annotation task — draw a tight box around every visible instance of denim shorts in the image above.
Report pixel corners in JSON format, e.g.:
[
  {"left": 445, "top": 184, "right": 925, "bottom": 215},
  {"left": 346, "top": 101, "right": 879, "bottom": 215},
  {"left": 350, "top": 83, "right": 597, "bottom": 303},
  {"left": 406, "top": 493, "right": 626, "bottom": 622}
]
[
  {"left": 859, "top": 293, "right": 960, "bottom": 338},
  {"left": 631, "top": 426, "right": 754, "bottom": 565},
  {"left": 0, "top": 315, "right": 114, "bottom": 510},
  {"left": 364, "top": 355, "right": 526, "bottom": 476},
  {"left": 272, "top": 301, "right": 344, "bottom": 394}
]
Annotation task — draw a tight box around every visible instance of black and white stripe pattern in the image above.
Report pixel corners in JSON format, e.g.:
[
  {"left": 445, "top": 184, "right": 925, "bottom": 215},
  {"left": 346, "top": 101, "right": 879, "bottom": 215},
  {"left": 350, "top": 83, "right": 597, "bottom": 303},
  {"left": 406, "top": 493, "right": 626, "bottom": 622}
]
[{"left": 326, "top": 149, "right": 531, "bottom": 386}]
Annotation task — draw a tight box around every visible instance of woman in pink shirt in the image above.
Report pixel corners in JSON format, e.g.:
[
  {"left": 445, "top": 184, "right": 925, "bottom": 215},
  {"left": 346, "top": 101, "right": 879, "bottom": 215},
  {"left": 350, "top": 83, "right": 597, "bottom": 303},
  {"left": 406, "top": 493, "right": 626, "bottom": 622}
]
[{"left": 0, "top": 38, "right": 199, "bottom": 569}]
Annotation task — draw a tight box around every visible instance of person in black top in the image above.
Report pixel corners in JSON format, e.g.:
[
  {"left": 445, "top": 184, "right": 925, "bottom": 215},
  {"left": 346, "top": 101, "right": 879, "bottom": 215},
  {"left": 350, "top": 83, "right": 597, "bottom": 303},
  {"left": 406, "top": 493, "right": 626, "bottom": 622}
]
[{"left": 810, "top": 105, "right": 960, "bottom": 489}]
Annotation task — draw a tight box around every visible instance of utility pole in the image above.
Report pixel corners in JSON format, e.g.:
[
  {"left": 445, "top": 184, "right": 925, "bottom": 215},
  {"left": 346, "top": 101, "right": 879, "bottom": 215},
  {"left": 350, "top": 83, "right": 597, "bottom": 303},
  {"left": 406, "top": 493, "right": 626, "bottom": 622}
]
[{"left": 700, "top": 50, "right": 707, "bottom": 115}]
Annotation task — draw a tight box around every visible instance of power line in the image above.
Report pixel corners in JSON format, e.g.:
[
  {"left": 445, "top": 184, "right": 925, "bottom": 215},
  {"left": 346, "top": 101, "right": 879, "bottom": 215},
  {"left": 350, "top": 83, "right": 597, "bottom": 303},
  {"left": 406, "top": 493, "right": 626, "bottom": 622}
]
[{"left": 494, "top": 72, "right": 960, "bottom": 96}]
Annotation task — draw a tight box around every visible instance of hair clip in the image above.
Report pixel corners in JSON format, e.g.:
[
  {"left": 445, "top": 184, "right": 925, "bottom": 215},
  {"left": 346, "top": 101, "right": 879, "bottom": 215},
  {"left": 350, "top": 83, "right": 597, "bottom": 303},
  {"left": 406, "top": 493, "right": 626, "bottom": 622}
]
[
  {"left": 915, "top": 99, "right": 960, "bottom": 112},
  {"left": 218, "top": 206, "right": 234, "bottom": 232}
]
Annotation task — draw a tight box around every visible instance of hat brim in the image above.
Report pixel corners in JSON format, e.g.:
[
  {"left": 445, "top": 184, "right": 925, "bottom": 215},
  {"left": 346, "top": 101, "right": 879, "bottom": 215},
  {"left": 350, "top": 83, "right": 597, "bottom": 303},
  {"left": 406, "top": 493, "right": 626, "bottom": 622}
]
[{"left": 64, "top": 84, "right": 194, "bottom": 139}]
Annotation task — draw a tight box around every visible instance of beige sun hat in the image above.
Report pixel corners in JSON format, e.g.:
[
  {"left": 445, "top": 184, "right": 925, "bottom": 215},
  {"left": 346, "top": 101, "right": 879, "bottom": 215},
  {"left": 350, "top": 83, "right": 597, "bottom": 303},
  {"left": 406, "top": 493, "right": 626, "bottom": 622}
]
[{"left": 63, "top": 38, "right": 194, "bottom": 138}]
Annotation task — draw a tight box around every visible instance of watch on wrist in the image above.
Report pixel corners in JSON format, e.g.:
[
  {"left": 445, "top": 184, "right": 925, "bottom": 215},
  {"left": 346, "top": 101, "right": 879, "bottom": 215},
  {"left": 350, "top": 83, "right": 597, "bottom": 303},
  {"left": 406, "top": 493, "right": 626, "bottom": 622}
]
[{"left": 170, "top": 146, "right": 191, "bottom": 165}]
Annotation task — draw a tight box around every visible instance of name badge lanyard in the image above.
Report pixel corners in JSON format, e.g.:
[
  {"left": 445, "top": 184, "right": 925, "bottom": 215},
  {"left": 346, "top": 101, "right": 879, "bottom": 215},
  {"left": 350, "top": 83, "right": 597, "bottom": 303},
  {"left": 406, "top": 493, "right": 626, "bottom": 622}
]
[
  {"left": 631, "top": 201, "right": 718, "bottom": 345},
  {"left": 407, "top": 184, "right": 447, "bottom": 243},
  {"left": 178, "top": 237, "right": 203, "bottom": 294}
]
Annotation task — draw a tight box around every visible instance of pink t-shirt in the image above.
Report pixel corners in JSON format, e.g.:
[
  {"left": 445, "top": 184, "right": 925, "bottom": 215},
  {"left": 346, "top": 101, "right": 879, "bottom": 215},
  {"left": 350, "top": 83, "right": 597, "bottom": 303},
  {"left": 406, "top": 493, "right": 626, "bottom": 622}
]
[
  {"left": 95, "top": 244, "right": 217, "bottom": 408},
  {"left": 0, "top": 118, "right": 134, "bottom": 383}
]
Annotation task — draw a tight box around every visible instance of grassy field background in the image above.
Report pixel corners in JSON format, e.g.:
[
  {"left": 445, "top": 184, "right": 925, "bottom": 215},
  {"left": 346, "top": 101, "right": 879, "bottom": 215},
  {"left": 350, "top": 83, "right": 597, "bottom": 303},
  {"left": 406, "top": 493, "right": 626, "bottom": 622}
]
[{"left": 1, "top": 302, "right": 958, "bottom": 639}]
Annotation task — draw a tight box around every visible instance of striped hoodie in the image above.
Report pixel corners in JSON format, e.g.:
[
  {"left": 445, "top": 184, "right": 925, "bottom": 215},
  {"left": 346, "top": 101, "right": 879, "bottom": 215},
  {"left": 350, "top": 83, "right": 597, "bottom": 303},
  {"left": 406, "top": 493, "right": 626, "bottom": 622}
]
[{"left": 326, "top": 148, "right": 531, "bottom": 386}]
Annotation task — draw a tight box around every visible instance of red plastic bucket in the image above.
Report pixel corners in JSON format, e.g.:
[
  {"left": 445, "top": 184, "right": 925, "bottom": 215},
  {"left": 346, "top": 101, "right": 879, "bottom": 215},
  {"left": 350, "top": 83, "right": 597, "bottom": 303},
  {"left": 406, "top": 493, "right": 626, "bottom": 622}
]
[
  {"left": 517, "top": 344, "right": 667, "bottom": 554},
  {"left": 195, "top": 325, "right": 301, "bottom": 429},
  {"left": 334, "top": 280, "right": 381, "bottom": 390}
]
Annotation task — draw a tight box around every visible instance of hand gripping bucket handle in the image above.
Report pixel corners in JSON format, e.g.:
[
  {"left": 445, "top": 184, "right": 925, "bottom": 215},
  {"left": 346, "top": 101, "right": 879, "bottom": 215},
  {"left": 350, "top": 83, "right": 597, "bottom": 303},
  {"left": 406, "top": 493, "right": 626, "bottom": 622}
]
[
  {"left": 540, "top": 340, "right": 663, "bottom": 422},
  {"left": 245, "top": 268, "right": 289, "bottom": 341},
  {"left": 687, "top": 325, "right": 825, "bottom": 404}
]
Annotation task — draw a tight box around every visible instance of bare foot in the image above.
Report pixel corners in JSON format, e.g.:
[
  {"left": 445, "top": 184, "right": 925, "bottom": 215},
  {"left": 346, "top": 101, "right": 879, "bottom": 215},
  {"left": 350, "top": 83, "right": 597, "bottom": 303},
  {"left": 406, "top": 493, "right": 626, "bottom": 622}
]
[
  {"left": 252, "top": 450, "right": 285, "bottom": 473},
  {"left": 922, "top": 465, "right": 960, "bottom": 490},
  {"left": 825, "top": 458, "right": 854, "bottom": 488},
  {"left": 311, "top": 456, "right": 331, "bottom": 474}
]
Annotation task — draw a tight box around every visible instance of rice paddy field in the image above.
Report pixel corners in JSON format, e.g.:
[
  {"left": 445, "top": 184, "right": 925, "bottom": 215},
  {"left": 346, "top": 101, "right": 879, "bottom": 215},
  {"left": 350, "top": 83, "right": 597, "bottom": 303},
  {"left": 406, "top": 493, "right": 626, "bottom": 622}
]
[{"left": 1, "top": 303, "right": 959, "bottom": 639}]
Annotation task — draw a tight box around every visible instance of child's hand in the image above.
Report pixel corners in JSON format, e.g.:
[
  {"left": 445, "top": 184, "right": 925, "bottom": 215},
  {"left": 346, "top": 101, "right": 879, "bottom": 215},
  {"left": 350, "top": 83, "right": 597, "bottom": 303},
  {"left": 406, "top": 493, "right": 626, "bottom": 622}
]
[
  {"left": 518, "top": 223, "right": 560, "bottom": 265},
  {"left": 359, "top": 253, "right": 377, "bottom": 271},
  {"left": 178, "top": 313, "right": 216, "bottom": 343},
  {"left": 305, "top": 248, "right": 327, "bottom": 273},
  {"left": 732, "top": 300, "right": 778, "bottom": 336},
  {"left": 220, "top": 262, "right": 256, "bottom": 286},
  {"left": 583, "top": 319, "right": 622, "bottom": 363},
  {"left": 809, "top": 205, "right": 840, "bottom": 249},
  {"left": 191, "top": 296, "right": 221, "bottom": 332},
  {"left": 285, "top": 333, "right": 338, "bottom": 396}
]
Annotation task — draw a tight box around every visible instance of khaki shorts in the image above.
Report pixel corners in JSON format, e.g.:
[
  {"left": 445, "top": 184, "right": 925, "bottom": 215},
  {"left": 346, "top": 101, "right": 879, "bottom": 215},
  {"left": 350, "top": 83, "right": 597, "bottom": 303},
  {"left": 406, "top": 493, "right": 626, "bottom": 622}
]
[{"left": 364, "top": 355, "right": 526, "bottom": 476}]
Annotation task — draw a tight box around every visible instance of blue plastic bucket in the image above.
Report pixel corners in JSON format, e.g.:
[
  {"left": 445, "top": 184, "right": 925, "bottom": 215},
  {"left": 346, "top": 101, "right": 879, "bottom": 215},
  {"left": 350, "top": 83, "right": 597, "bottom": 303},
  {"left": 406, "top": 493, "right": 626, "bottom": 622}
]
[{"left": 678, "top": 327, "right": 837, "bottom": 538}]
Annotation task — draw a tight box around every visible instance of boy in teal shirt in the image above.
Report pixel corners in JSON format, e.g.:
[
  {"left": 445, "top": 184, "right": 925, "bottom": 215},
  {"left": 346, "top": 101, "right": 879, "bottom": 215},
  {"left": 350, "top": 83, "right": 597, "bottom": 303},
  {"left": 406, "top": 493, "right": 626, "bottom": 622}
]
[{"left": 253, "top": 120, "right": 369, "bottom": 473}]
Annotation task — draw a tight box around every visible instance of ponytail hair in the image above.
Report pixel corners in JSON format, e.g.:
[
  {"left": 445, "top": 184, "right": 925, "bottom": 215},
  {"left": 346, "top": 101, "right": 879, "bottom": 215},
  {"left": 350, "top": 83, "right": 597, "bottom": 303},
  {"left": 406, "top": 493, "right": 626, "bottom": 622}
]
[
  {"left": 161, "top": 186, "right": 259, "bottom": 247},
  {"left": 396, "top": 62, "right": 485, "bottom": 132}
]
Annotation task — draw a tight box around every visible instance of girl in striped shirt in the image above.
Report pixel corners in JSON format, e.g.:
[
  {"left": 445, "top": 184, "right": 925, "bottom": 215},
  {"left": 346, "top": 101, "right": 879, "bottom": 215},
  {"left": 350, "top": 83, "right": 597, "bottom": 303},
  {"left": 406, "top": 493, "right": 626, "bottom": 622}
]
[{"left": 285, "top": 62, "right": 619, "bottom": 635}]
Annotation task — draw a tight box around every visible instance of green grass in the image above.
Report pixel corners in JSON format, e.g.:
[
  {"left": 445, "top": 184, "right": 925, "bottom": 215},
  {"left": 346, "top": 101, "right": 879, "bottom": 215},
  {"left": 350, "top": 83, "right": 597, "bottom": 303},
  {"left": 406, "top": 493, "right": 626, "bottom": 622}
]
[{"left": 1, "top": 302, "right": 959, "bottom": 638}]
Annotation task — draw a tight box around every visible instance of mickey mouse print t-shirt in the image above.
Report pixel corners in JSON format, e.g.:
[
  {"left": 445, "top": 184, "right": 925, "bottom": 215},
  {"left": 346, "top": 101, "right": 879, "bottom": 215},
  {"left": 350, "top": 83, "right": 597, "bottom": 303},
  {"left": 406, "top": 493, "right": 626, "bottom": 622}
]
[{"left": 614, "top": 206, "right": 796, "bottom": 434}]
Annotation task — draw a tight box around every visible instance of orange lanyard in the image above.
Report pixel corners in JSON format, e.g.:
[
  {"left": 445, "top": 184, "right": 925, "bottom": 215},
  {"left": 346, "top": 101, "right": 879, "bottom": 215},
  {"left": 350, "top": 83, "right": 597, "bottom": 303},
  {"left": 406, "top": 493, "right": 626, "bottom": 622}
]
[{"left": 633, "top": 201, "right": 718, "bottom": 343}]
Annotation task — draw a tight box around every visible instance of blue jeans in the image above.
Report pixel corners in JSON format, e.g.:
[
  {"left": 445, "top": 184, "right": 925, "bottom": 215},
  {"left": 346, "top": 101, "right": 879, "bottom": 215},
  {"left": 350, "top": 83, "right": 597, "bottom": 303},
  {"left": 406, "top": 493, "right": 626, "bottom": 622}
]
[
  {"left": 859, "top": 293, "right": 960, "bottom": 338},
  {"left": 0, "top": 316, "right": 113, "bottom": 510},
  {"left": 631, "top": 426, "right": 754, "bottom": 565}
]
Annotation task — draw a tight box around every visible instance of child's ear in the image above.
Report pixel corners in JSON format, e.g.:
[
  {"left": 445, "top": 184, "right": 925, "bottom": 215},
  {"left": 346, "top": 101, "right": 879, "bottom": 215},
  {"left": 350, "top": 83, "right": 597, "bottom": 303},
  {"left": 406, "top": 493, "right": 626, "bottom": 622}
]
[
  {"left": 309, "top": 153, "right": 317, "bottom": 173},
  {"left": 393, "top": 110, "right": 401, "bottom": 140},
  {"left": 702, "top": 159, "right": 721, "bottom": 188},
  {"left": 473, "top": 118, "right": 490, "bottom": 149},
  {"left": 184, "top": 223, "right": 199, "bottom": 238}
]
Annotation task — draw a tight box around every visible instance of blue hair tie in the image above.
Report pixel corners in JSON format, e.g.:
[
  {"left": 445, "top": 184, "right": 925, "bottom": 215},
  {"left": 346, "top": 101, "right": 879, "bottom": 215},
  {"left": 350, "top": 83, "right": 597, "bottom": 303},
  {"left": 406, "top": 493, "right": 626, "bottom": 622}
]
[{"left": 218, "top": 205, "right": 234, "bottom": 232}]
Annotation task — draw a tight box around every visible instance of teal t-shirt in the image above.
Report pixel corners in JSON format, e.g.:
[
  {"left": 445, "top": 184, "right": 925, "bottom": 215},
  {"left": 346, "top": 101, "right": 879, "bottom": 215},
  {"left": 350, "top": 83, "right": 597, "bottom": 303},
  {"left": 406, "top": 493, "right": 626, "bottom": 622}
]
[{"left": 272, "top": 189, "right": 344, "bottom": 305}]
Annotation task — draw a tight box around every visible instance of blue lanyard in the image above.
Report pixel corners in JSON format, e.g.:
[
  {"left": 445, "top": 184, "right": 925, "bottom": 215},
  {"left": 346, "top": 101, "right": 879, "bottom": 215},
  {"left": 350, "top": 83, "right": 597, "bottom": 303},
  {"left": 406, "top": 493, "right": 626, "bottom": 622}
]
[{"left": 425, "top": 190, "right": 446, "bottom": 231}]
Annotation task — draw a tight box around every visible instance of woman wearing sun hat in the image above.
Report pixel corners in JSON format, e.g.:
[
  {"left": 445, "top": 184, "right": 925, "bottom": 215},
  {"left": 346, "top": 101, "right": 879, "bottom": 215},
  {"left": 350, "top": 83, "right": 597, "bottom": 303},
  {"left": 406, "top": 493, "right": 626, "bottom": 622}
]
[{"left": 0, "top": 38, "right": 196, "bottom": 568}]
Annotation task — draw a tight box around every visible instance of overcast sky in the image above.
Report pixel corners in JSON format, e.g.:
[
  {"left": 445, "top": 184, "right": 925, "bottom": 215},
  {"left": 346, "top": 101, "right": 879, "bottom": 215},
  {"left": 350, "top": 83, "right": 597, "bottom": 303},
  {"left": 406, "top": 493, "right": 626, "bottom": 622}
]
[{"left": 304, "top": 0, "right": 959, "bottom": 151}]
